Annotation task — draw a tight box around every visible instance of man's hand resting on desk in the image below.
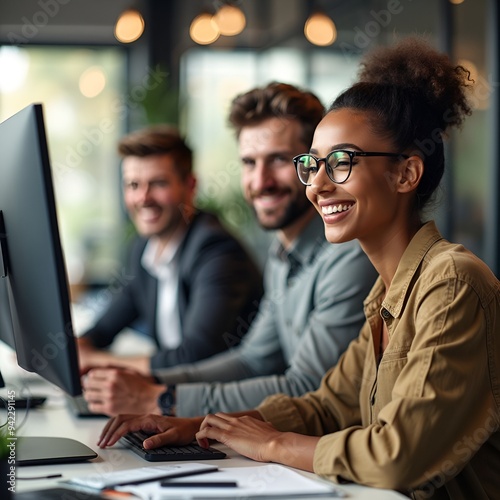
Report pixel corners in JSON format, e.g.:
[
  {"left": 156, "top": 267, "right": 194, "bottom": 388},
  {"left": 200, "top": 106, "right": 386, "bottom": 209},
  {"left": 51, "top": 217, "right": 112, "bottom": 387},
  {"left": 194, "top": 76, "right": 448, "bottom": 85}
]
[
  {"left": 83, "top": 367, "right": 165, "bottom": 416},
  {"left": 97, "top": 413, "right": 205, "bottom": 449},
  {"left": 76, "top": 337, "right": 152, "bottom": 376}
]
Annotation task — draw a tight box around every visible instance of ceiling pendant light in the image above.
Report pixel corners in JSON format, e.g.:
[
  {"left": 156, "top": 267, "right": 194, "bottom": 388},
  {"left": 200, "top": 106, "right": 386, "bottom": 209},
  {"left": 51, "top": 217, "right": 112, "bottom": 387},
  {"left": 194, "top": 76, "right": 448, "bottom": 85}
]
[
  {"left": 190, "top": 12, "right": 220, "bottom": 45},
  {"left": 304, "top": 12, "right": 337, "bottom": 46},
  {"left": 114, "top": 8, "right": 145, "bottom": 43},
  {"left": 212, "top": 3, "right": 246, "bottom": 36}
]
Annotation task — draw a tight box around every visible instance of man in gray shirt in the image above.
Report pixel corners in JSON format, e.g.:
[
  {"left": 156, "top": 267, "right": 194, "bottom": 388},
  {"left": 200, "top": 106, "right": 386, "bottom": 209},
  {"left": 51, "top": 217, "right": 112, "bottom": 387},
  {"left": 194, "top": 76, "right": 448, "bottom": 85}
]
[{"left": 83, "top": 82, "right": 377, "bottom": 421}]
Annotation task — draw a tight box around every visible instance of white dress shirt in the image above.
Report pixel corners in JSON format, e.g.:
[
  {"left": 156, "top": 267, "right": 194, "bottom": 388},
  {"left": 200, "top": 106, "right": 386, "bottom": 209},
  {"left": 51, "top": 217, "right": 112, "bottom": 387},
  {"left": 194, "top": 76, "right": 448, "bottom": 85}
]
[{"left": 141, "top": 228, "right": 187, "bottom": 349}]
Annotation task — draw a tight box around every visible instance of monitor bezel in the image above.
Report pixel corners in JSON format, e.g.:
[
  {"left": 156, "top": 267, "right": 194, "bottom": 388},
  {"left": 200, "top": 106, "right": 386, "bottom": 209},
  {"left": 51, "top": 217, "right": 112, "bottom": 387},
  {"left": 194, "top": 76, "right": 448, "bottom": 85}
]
[{"left": 0, "top": 103, "right": 82, "bottom": 397}]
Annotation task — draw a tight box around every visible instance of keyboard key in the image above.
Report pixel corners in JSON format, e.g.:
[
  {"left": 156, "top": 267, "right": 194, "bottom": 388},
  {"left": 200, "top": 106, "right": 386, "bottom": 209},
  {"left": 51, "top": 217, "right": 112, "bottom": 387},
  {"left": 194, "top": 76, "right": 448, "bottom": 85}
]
[{"left": 120, "top": 431, "right": 227, "bottom": 462}]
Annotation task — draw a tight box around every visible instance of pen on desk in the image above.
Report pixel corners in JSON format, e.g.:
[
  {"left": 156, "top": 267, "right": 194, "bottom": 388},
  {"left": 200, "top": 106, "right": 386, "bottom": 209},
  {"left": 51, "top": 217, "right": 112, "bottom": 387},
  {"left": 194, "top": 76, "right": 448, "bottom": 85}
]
[
  {"left": 160, "top": 481, "right": 238, "bottom": 488},
  {"left": 17, "top": 474, "right": 63, "bottom": 480}
]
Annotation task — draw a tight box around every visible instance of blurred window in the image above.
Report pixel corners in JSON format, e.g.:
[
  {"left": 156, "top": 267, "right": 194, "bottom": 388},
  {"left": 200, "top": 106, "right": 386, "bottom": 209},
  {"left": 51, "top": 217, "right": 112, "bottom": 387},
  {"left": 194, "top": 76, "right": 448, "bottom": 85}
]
[
  {"left": 0, "top": 45, "right": 127, "bottom": 289},
  {"left": 180, "top": 48, "right": 359, "bottom": 263}
]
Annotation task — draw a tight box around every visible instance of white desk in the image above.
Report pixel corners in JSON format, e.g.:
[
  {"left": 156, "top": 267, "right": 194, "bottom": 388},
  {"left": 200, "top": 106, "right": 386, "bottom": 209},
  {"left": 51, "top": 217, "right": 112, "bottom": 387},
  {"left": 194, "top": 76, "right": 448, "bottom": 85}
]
[
  {"left": 0, "top": 341, "right": 406, "bottom": 499},
  {"left": 0, "top": 377, "right": 407, "bottom": 500}
]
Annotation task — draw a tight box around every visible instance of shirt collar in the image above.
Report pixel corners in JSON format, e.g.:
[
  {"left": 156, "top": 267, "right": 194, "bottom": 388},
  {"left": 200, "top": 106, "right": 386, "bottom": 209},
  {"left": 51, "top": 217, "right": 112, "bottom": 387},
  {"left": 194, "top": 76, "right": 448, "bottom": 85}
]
[
  {"left": 270, "top": 214, "right": 327, "bottom": 268},
  {"left": 364, "top": 220, "right": 444, "bottom": 318},
  {"left": 141, "top": 225, "right": 187, "bottom": 277}
]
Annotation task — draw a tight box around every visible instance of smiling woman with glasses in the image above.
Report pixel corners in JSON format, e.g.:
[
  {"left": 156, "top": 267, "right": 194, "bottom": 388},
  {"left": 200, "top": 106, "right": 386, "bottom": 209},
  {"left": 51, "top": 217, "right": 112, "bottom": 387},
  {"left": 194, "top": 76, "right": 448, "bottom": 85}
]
[
  {"left": 91, "top": 38, "right": 500, "bottom": 500},
  {"left": 192, "top": 38, "right": 500, "bottom": 499},
  {"left": 293, "top": 150, "right": 409, "bottom": 185}
]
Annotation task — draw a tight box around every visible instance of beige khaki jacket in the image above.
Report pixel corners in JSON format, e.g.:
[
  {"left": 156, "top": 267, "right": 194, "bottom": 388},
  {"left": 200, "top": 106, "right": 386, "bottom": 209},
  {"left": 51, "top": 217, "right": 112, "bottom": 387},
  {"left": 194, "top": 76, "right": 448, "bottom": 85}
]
[{"left": 258, "top": 221, "right": 500, "bottom": 499}]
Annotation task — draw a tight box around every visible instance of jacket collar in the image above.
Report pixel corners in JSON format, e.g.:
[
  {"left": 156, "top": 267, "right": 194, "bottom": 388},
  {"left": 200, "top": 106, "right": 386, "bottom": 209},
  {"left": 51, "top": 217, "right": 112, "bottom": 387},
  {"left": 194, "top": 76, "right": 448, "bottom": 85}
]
[{"left": 364, "top": 221, "right": 444, "bottom": 318}]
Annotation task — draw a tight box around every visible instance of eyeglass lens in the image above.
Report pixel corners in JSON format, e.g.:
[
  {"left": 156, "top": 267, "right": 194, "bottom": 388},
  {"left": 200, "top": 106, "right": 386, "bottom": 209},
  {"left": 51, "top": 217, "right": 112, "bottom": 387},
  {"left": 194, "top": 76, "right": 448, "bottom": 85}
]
[{"left": 296, "top": 151, "right": 352, "bottom": 185}]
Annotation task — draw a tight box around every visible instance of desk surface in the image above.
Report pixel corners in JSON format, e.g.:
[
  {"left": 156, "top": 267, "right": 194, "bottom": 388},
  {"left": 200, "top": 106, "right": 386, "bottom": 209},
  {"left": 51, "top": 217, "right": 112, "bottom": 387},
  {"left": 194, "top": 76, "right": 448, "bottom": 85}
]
[{"left": 0, "top": 361, "right": 405, "bottom": 499}]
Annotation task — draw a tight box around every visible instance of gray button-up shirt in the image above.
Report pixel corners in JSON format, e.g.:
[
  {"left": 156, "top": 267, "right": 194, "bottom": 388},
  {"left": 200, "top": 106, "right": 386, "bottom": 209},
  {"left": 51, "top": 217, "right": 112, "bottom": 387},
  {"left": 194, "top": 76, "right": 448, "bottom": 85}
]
[{"left": 155, "top": 214, "right": 377, "bottom": 417}]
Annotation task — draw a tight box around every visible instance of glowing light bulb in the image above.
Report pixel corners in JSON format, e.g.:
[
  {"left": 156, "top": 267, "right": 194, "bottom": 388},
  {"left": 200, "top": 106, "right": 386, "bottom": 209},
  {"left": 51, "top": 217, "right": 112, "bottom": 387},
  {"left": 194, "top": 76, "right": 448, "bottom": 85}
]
[
  {"left": 190, "top": 13, "right": 220, "bottom": 45},
  {"left": 79, "top": 66, "right": 106, "bottom": 98},
  {"left": 114, "top": 9, "right": 145, "bottom": 43},
  {"left": 304, "top": 12, "right": 337, "bottom": 47},
  {"left": 213, "top": 5, "right": 246, "bottom": 36}
]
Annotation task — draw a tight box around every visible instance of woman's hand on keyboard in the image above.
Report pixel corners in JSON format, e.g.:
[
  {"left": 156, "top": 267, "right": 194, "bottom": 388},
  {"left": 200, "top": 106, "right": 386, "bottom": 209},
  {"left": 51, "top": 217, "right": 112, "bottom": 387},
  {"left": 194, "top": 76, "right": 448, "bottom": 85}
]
[
  {"left": 195, "top": 412, "right": 277, "bottom": 462},
  {"left": 196, "top": 412, "right": 319, "bottom": 470},
  {"left": 97, "top": 413, "right": 205, "bottom": 449}
]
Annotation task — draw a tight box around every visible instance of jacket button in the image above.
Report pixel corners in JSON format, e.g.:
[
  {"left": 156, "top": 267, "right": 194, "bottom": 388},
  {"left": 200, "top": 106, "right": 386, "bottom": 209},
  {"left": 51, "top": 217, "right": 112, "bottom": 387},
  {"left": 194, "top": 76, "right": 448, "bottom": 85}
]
[{"left": 381, "top": 308, "right": 391, "bottom": 319}]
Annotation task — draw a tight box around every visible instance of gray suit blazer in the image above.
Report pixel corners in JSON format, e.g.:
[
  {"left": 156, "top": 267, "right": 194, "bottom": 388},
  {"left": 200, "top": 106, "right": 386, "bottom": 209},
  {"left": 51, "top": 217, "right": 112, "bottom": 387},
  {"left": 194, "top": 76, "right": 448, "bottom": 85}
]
[{"left": 82, "top": 210, "right": 263, "bottom": 369}]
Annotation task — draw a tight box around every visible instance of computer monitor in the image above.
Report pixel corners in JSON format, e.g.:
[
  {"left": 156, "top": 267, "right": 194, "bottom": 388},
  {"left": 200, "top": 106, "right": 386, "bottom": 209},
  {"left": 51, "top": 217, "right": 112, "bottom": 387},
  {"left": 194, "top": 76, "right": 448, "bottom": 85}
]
[
  {"left": 0, "top": 273, "right": 16, "bottom": 351},
  {"left": 0, "top": 277, "right": 15, "bottom": 389},
  {"left": 0, "top": 103, "right": 97, "bottom": 465}
]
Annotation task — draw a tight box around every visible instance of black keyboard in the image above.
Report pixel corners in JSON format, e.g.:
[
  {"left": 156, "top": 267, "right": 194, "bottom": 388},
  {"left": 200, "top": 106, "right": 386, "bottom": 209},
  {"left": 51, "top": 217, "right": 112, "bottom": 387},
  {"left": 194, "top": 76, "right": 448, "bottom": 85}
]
[{"left": 120, "top": 430, "right": 227, "bottom": 462}]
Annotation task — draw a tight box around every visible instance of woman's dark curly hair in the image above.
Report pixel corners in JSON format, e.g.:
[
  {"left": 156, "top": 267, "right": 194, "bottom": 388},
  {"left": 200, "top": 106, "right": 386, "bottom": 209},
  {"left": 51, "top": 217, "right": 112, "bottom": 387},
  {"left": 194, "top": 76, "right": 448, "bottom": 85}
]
[{"left": 329, "top": 37, "right": 474, "bottom": 211}]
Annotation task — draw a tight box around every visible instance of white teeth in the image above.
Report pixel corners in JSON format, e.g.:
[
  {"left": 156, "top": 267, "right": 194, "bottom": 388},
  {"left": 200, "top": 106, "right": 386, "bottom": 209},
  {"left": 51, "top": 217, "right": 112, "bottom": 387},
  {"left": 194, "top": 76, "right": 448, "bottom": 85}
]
[
  {"left": 138, "top": 207, "right": 160, "bottom": 220},
  {"left": 321, "top": 203, "right": 353, "bottom": 215}
]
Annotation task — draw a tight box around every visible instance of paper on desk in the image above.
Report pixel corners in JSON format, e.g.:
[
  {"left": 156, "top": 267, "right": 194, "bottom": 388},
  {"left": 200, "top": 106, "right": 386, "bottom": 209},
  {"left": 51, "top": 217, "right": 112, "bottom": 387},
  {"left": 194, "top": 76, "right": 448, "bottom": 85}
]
[{"left": 115, "top": 464, "right": 347, "bottom": 499}]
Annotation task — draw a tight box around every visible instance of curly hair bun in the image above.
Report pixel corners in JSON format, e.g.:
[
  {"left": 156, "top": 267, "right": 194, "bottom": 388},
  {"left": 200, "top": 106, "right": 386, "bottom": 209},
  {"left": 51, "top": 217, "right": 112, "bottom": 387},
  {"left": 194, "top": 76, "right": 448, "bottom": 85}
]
[{"left": 358, "top": 36, "right": 473, "bottom": 131}]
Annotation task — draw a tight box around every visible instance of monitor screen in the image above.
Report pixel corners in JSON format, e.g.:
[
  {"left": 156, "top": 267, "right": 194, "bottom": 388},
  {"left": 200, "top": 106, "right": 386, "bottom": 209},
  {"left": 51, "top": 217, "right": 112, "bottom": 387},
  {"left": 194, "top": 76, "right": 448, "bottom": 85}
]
[
  {"left": 0, "top": 103, "right": 81, "bottom": 397},
  {"left": 0, "top": 104, "right": 98, "bottom": 466}
]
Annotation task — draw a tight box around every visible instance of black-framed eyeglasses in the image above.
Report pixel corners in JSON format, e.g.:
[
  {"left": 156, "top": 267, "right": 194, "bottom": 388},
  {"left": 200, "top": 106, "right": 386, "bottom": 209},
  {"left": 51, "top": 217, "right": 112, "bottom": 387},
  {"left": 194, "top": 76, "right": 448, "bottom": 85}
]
[{"left": 293, "top": 150, "right": 409, "bottom": 186}]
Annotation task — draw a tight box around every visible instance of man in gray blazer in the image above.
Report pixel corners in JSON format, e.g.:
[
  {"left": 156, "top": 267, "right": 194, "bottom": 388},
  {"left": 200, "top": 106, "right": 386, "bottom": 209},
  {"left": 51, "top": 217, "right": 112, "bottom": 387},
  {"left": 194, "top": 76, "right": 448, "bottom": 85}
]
[
  {"left": 83, "top": 83, "right": 377, "bottom": 421},
  {"left": 77, "top": 126, "right": 262, "bottom": 375}
]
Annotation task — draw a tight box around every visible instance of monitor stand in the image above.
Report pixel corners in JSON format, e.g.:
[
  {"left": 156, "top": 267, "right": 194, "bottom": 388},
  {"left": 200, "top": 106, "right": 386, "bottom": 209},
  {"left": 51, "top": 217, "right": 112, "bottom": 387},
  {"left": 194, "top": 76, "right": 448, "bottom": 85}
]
[{"left": 17, "top": 436, "right": 98, "bottom": 466}]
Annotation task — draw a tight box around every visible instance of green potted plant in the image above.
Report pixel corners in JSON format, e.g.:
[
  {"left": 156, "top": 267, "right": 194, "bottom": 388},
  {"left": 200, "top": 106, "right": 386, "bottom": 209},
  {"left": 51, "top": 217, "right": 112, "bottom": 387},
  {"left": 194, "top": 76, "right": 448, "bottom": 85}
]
[{"left": 0, "top": 429, "right": 8, "bottom": 457}]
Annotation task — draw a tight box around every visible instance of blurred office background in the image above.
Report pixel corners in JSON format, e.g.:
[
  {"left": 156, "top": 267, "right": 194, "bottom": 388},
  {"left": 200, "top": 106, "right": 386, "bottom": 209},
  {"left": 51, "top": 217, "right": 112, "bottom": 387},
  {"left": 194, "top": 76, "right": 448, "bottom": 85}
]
[{"left": 0, "top": 0, "right": 498, "bottom": 298}]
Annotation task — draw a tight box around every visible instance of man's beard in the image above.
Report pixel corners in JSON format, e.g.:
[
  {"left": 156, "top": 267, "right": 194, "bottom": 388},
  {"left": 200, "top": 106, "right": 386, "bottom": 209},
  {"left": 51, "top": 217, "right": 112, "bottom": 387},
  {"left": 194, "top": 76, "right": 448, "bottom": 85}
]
[{"left": 253, "top": 195, "right": 312, "bottom": 231}]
